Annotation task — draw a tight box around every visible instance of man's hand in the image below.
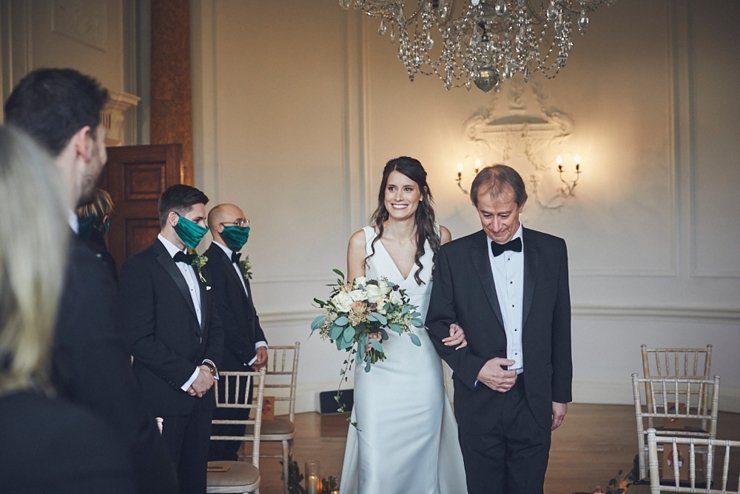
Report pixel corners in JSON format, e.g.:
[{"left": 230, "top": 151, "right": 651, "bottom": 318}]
[
  {"left": 188, "top": 366, "right": 215, "bottom": 398},
  {"left": 442, "top": 322, "right": 468, "bottom": 349},
  {"left": 252, "top": 347, "right": 268, "bottom": 370},
  {"left": 551, "top": 401, "right": 567, "bottom": 430},
  {"left": 476, "top": 357, "right": 517, "bottom": 392}
]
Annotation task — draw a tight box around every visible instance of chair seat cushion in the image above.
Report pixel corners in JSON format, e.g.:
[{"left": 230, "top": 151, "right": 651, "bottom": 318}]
[
  {"left": 247, "top": 417, "right": 295, "bottom": 437},
  {"left": 206, "top": 461, "right": 260, "bottom": 488}
]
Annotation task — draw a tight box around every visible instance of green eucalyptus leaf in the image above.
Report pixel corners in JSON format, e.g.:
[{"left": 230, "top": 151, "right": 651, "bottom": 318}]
[
  {"left": 334, "top": 315, "right": 349, "bottom": 326},
  {"left": 310, "top": 314, "right": 327, "bottom": 331},
  {"left": 329, "top": 324, "right": 344, "bottom": 340},
  {"left": 342, "top": 326, "right": 356, "bottom": 341},
  {"left": 408, "top": 332, "right": 422, "bottom": 346},
  {"left": 368, "top": 312, "right": 388, "bottom": 325},
  {"left": 389, "top": 323, "right": 403, "bottom": 334},
  {"left": 370, "top": 339, "right": 383, "bottom": 352}
]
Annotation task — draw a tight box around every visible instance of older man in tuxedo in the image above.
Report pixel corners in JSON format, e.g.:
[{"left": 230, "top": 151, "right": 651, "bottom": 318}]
[
  {"left": 426, "top": 164, "right": 572, "bottom": 494},
  {"left": 119, "top": 184, "right": 224, "bottom": 494},
  {"left": 3, "top": 68, "right": 177, "bottom": 494},
  {"left": 204, "top": 203, "right": 268, "bottom": 461}
]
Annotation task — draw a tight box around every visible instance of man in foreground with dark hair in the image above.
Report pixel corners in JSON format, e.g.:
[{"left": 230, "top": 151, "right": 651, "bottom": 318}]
[
  {"left": 119, "top": 184, "right": 224, "bottom": 494},
  {"left": 4, "top": 67, "right": 177, "bottom": 494}
]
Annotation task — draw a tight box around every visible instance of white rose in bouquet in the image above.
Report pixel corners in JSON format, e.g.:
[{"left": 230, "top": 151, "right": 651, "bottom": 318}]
[
  {"left": 389, "top": 288, "right": 404, "bottom": 306},
  {"left": 331, "top": 291, "right": 354, "bottom": 312},
  {"left": 349, "top": 289, "right": 367, "bottom": 302},
  {"left": 365, "top": 283, "right": 383, "bottom": 304}
]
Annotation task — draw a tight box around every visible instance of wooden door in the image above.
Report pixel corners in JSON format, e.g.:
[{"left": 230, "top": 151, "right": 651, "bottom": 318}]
[{"left": 101, "top": 144, "right": 184, "bottom": 268}]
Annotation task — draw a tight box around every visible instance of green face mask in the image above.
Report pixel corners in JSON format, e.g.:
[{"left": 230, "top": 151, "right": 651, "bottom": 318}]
[
  {"left": 174, "top": 214, "right": 208, "bottom": 250},
  {"left": 220, "top": 225, "right": 251, "bottom": 252}
]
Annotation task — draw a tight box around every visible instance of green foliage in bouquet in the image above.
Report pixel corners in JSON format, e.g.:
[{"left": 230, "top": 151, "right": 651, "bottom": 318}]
[
  {"left": 311, "top": 269, "right": 423, "bottom": 372},
  {"left": 311, "top": 269, "right": 424, "bottom": 415}
]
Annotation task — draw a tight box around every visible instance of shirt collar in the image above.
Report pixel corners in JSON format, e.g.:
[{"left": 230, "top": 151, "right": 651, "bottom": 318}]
[
  {"left": 68, "top": 210, "right": 79, "bottom": 234},
  {"left": 213, "top": 240, "right": 233, "bottom": 258},
  {"left": 487, "top": 223, "right": 524, "bottom": 248},
  {"left": 158, "top": 233, "right": 186, "bottom": 258}
]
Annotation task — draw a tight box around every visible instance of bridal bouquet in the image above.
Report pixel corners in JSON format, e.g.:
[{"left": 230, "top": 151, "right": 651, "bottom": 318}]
[{"left": 311, "top": 269, "right": 423, "bottom": 373}]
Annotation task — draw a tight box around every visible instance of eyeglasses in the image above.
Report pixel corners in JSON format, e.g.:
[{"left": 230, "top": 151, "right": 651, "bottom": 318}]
[{"left": 220, "top": 218, "right": 250, "bottom": 228}]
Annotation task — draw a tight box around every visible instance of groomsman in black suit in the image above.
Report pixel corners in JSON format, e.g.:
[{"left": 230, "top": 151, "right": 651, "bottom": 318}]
[
  {"left": 3, "top": 68, "right": 177, "bottom": 494},
  {"left": 426, "top": 165, "right": 572, "bottom": 494},
  {"left": 204, "top": 203, "right": 268, "bottom": 461},
  {"left": 119, "top": 184, "right": 224, "bottom": 494}
]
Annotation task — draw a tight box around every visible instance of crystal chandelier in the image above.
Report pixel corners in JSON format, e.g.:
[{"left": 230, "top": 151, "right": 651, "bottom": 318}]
[{"left": 339, "top": 0, "right": 615, "bottom": 92}]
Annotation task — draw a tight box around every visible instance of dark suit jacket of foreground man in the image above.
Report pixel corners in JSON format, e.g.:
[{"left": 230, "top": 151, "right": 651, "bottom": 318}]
[
  {"left": 426, "top": 227, "right": 572, "bottom": 493},
  {"left": 119, "top": 239, "right": 224, "bottom": 494},
  {"left": 53, "top": 234, "right": 177, "bottom": 493}
]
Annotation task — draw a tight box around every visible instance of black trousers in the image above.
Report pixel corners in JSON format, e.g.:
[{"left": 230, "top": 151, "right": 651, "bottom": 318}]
[
  {"left": 159, "top": 396, "right": 213, "bottom": 494},
  {"left": 460, "top": 375, "right": 552, "bottom": 494}
]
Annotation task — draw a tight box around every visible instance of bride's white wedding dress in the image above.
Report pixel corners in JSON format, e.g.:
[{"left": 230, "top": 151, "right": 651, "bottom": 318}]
[{"left": 339, "top": 226, "right": 467, "bottom": 494}]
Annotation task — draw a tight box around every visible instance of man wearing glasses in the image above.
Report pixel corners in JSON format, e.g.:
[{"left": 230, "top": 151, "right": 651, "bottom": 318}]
[{"left": 204, "top": 203, "right": 268, "bottom": 461}]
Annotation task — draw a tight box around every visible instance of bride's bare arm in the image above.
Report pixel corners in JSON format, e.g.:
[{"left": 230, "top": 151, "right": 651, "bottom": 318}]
[
  {"left": 347, "top": 230, "right": 367, "bottom": 282},
  {"left": 439, "top": 225, "right": 452, "bottom": 245}
]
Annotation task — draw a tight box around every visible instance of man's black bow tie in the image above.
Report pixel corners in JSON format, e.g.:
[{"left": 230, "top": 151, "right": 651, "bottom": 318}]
[
  {"left": 231, "top": 252, "right": 242, "bottom": 264},
  {"left": 174, "top": 251, "right": 195, "bottom": 264},
  {"left": 491, "top": 237, "right": 522, "bottom": 257}
]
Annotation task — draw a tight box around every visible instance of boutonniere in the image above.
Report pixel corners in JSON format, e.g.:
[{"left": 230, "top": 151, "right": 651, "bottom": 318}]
[
  {"left": 190, "top": 252, "right": 208, "bottom": 283},
  {"left": 239, "top": 256, "right": 253, "bottom": 280}
]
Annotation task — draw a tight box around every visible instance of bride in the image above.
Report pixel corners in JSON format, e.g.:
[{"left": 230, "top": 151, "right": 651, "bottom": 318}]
[{"left": 339, "top": 156, "right": 468, "bottom": 494}]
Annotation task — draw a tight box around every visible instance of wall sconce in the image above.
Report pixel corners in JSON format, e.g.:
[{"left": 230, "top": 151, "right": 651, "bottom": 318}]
[
  {"left": 556, "top": 154, "right": 582, "bottom": 197},
  {"left": 455, "top": 159, "right": 480, "bottom": 195},
  {"left": 530, "top": 153, "right": 583, "bottom": 209}
]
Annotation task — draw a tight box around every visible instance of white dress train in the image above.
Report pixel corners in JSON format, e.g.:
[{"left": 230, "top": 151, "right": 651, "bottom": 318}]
[{"left": 339, "top": 226, "right": 467, "bottom": 494}]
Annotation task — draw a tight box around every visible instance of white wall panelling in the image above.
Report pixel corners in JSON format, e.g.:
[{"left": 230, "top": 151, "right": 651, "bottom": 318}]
[{"left": 2, "top": 0, "right": 737, "bottom": 412}]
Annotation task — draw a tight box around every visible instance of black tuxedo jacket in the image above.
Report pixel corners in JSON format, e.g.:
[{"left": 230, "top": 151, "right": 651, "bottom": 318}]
[
  {"left": 54, "top": 234, "right": 176, "bottom": 494},
  {"left": 203, "top": 243, "right": 266, "bottom": 370},
  {"left": 0, "top": 390, "right": 136, "bottom": 493},
  {"left": 426, "top": 228, "right": 572, "bottom": 430},
  {"left": 119, "top": 239, "right": 224, "bottom": 416}
]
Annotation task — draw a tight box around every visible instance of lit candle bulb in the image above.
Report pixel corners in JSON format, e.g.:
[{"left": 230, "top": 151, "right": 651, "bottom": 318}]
[
  {"left": 306, "top": 475, "right": 319, "bottom": 494},
  {"left": 556, "top": 154, "right": 563, "bottom": 173},
  {"left": 574, "top": 154, "right": 581, "bottom": 172},
  {"left": 474, "top": 158, "right": 481, "bottom": 174}
]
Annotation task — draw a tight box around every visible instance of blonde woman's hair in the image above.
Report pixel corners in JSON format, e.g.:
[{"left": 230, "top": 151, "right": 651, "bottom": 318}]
[
  {"left": 77, "top": 187, "right": 114, "bottom": 225},
  {"left": 0, "top": 125, "right": 70, "bottom": 394}
]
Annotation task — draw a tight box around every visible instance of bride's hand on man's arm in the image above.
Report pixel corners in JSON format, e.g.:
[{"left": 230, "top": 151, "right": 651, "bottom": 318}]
[{"left": 442, "top": 322, "right": 467, "bottom": 349}]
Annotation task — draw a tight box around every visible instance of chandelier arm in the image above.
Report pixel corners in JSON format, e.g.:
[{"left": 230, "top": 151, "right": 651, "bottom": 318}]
[{"left": 402, "top": 0, "right": 425, "bottom": 24}]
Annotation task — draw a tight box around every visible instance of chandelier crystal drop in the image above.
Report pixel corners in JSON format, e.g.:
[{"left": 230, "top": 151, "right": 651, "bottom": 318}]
[{"left": 339, "top": 0, "right": 615, "bottom": 92}]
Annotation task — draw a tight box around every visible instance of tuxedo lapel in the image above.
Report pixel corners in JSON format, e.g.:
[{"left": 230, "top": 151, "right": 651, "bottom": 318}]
[
  {"left": 156, "top": 250, "right": 199, "bottom": 326},
  {"left": 522, "top": 228, "right": 537, "bottom": 328},
  {"left": 220, "top": 253, "right": 250, "bottom": 306},
  {"left": 197, "top": 279, "right": 207, "bottom": 334},
  {"left": 470, "top": 231, "right": 505, "bottom": 328}
]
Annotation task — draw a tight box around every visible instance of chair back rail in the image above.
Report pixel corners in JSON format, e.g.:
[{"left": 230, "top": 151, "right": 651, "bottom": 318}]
[
  {"left": 632, "top": 373, "right": 721, "bottom": 480},
  {"left": 647, "top": 428, "right": 740, "bottom": 493}
]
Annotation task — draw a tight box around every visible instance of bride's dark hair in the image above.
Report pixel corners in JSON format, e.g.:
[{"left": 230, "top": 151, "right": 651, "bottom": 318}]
[{"left": 367, "top": 156, "right": 440, "bottom": 286}]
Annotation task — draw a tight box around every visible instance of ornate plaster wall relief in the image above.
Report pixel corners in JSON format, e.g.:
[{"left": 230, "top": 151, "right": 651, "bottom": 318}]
[
  {"left": 462, "top": 78, "right": 581, "bottom": 209},
  {"left": 52, "top": 0, "right": 108, "bottom": 51}
]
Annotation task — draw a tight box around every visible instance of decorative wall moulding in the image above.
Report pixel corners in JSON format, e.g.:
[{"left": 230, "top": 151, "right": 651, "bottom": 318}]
[
  {"left": 460, "top": 78, "right": 582, "bottom": 209},
  {"left": 102, "top": 90, "right": 140, "bottom": 146},
  {"left": 52, "top": 0, "right": 108, "bottom": 51}
]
